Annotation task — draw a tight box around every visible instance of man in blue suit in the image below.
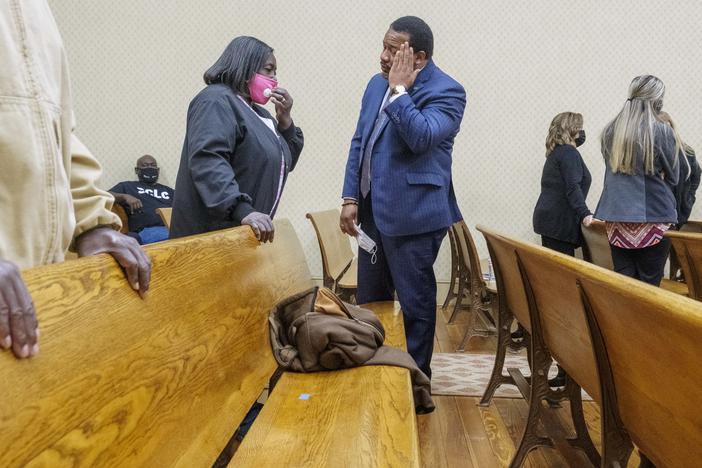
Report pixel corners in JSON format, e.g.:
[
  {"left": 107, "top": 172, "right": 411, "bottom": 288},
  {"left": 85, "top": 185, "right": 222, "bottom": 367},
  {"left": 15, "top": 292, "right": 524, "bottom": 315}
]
[{"left": 340, "top": 16, "right": 466, "bottom": 378}]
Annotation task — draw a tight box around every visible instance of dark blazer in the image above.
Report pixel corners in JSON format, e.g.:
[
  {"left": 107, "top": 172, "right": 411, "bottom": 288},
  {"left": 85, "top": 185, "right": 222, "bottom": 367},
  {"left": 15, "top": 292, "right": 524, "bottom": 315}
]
[
  {"left": 675, "top": 147, "right": 701, "bottom": 227},
  {"left": 170, "top": 84, "right": 303, "bottom": 238},
  {"left": 533, "top": 144, "right": 592, "bottom": 245},
  {"left": 342, "top": 60, "right": 466, "bottom": 237}
]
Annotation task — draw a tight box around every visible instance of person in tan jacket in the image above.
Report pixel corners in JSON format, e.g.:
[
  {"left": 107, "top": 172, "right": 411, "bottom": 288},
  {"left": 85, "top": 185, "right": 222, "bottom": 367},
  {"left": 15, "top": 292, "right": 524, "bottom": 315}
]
[{"left": 0, "top": 0, "right": 151, "bottom": 359}]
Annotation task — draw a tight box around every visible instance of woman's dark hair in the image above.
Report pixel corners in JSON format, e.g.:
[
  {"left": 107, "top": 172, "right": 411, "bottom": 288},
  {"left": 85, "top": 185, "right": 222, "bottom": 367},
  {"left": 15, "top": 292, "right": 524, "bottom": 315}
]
[
  {"left": 203, "top": 36, "right": 273, "bottom": 95},
  {"left": 390, "top": 16, "right": 433, "bottom": 58}
]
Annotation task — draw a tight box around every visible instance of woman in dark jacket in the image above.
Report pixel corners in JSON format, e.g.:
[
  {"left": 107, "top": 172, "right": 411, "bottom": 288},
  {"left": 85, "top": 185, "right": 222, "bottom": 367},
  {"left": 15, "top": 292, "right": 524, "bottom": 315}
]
[
  {"left": 533, "top": 111, "right": 594, "bottom": 256},
  {"left": 532, "top": 111, "right": 593, "bottom": 387},
  {"left": 170, "top": 36, "right": 304, "bottom": 242}
]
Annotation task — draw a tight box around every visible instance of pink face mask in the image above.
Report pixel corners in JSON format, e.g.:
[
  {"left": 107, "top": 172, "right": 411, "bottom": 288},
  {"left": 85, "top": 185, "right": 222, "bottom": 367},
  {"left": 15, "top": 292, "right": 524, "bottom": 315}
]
[{"left": 248, "top": 73, "right": 278, "bottom": 104}]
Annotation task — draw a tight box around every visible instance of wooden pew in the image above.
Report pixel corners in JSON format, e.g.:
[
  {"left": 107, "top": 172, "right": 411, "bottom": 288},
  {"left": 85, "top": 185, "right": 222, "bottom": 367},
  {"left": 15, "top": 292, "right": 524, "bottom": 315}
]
[
  {"left": 515, "top": 229, "right": 702, "bottom": 466},
  {"left": 0, "top": 220, "right": 312, "bottom": 466},
  {"left": 668, "top": 221, "right": 702, "bottom": 280},
  {"left": 581, "top": 222, "right": 688, "bottom": 296},
  {"left": 1, "top": 219, "right": 418, "bottom": 467},
  {"left": 231, "top": 301, "right": 420, "bottom": 467},
  {"left": 578, "top": 258, "right": 702, "bottom": 466},
  {"left": 479, "top": 227, "right": 599, "bottom": 467},
  {"left": 666, "top": 230, "right": 702, "bottom": 300},
  {"left": 475, "top": 226, "right": 532, "bottom": 408},
  {"left": 450, "top": 222, "right": 497, "bottom": 351}
]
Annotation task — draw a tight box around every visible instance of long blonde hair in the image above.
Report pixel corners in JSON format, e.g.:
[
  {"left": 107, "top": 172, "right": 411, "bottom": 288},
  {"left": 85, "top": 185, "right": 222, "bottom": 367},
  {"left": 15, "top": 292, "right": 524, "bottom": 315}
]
[
  {"left": 602, "top": 75, "right": 681, "bottom": 175},
  {"left": 545, "top": 112, "right": 583, "bottom": 157}
]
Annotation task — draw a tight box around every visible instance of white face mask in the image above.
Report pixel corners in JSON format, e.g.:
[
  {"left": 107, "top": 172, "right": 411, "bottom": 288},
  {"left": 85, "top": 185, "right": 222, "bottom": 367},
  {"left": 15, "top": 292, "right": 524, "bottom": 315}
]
[{"left": 354, "top": 224, "right": 378, "bottom": 264}]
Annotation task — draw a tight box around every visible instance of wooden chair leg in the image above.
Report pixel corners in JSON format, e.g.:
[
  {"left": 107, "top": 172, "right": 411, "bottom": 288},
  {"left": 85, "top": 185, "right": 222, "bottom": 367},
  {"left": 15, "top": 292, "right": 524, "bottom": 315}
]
[
  {"left": 442, "top": 227, "right": 460, "bottom": 310},
  {"left": 478, "top": 299, "right": 516, "bottom": 405},
  {"left": 565, "top": 375, "right": 601, "bottom": 466},
  {"left": 441, "top": 279, "right": 458, "bottom": 310},
  {"left": 442, "top": 259, "right": 460, "bottom": 311},
  {"left": 508, "top": 343, "right": 554, "bottom": 467},
  {"left": 448, "top": 273, "right": 467, "bottom": 323}
]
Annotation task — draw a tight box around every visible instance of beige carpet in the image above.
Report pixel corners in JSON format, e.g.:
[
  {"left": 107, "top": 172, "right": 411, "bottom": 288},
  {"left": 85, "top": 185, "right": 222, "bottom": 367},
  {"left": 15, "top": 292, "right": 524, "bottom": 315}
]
[{"left": 430, "top": 352, "right": 592, "bottom": 400}]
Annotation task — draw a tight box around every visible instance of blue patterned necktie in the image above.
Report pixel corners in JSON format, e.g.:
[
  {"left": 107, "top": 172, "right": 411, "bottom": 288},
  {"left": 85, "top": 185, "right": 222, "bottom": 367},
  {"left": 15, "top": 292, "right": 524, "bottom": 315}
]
[{"left": 360, "top": 96, "right": 390, "bottom": 198}]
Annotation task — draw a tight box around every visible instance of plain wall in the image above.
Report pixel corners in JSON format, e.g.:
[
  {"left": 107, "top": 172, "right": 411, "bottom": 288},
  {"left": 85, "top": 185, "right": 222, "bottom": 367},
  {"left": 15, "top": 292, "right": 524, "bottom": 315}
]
[{"left": 50, "top": 0, "right": 702, "bottom": 280}]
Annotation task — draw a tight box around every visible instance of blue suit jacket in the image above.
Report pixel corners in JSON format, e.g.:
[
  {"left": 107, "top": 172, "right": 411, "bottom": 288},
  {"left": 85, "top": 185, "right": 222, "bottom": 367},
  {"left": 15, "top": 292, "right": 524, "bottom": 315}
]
[{"left": 342, "top": 60, "right": 466, "bottom": 237}]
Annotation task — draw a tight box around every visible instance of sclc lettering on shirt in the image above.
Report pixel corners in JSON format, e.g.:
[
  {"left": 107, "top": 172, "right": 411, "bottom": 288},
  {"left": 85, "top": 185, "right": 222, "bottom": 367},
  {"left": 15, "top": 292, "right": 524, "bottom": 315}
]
[{"left": 137, "top": 187, "right": 171, "bottom": 200}]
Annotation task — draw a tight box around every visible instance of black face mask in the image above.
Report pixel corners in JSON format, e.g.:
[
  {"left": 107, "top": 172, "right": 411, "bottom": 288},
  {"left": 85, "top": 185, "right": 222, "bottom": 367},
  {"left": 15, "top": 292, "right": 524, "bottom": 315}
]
[
  {"left": 575, "top": 130, "right": 586, "bottom": 147},
  {"left": 138, "top": 167, "right": 159, "bottom": 184}
]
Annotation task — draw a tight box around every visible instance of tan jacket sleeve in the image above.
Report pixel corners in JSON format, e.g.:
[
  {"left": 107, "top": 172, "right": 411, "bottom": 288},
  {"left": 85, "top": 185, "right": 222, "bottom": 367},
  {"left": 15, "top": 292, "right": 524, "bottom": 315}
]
[{"left": 70, "top": 133, "right": 122, "bottom": 239}]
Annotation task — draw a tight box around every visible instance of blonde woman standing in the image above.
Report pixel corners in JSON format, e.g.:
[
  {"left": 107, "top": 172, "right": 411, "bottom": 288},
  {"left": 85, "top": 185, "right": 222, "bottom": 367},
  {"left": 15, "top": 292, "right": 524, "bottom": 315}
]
[
  {"left": 595, "top": 75, "right": 682, "bottom": 286},
  {"left": 532, "top": 112, "right": 593, "bottom": 387},
  {"left": 533, "top": 112, "right": 594, "bottom": 257}
]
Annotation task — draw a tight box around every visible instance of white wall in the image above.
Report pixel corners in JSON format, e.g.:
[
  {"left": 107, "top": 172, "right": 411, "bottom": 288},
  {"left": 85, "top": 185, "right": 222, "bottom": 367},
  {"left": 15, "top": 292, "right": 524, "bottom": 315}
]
[{"left": 50, "top": 0, "right": 702, "bottom": 281}]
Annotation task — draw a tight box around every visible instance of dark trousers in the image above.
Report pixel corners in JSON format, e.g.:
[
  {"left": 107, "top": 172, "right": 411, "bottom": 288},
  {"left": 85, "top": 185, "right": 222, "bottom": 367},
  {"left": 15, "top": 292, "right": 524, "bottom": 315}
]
[
  {"left": 610, "top": 238, "right": 671, "bottom": 286},
  {"left": 357, "top": 196, "right": 447, "bottom": 378},
  {"left": 541, "top": 236, "right": 577, "bottom": 257}
]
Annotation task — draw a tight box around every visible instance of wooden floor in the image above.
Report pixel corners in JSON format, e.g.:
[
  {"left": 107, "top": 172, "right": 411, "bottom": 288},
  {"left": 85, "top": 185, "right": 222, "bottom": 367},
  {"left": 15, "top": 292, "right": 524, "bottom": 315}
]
[{"left": 422, "top": 298, "right": 641, "bottom": 467}]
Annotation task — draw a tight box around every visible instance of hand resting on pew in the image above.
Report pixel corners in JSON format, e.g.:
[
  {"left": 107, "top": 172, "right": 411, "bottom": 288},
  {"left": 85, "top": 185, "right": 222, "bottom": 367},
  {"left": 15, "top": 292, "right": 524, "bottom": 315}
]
[
  {"left": 241, "top": 212, "right": 275, "bottom": 243},
  {"left": 76, "top": 226, "right": 152, "bottom": 296},
  {"left": 0, "top": 258, "right": 39, "bottom": 359}
]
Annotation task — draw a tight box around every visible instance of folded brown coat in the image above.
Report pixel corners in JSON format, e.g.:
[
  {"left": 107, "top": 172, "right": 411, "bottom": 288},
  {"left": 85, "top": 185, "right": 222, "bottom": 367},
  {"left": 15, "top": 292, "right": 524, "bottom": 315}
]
[{"left": 268, "top": 287, "right": 434, "bottom": 414}]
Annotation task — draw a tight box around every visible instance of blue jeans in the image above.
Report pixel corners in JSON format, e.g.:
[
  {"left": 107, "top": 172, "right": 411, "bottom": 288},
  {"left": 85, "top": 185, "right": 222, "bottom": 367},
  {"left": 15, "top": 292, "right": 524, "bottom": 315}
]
[{"left": 137, "top": 226, "right": 169, "bottom": 244}]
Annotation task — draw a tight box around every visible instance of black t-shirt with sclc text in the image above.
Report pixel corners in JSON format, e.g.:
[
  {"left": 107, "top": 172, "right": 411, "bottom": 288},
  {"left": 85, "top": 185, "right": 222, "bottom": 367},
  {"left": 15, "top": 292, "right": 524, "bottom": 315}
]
[{"left": 109, "top": 181, "right": 174, "bottom": 232}]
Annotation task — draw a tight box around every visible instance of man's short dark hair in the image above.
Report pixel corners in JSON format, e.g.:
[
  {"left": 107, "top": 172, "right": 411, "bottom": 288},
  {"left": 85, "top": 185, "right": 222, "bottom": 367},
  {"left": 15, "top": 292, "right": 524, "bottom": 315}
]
[
  {"left": 203, "top": 36, "right": 273, "bottom": 96},
  {"left": 390, "top": 16, "right": 433, "bottom": 59}
]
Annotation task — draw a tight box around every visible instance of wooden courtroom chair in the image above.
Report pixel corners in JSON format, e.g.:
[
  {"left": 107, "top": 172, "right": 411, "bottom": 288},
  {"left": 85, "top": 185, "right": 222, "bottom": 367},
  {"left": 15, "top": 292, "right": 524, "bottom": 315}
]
[
  {"left": 666, "top": 230, "right": 702, "bottom": 301},
  {"left": 581, "top": 222, "right": 688, "bottom": 296},
  {"left": 578, "top": 263, "right": 702, "bottom": 467},
  {"left": 111, "top": 202, "right": 129, "bottom": 234},
  {"left": 479, "top": 227, "right": 599, "bottom": 467},
  {"left": 450, "top": 221, "right": 497, "bottom": 351},
  {"left": 441, "top": 225, "right": 461, "bottom": 310},
  {"left": 306, "top": 209, "right": 357, "bottom": 302},
  {"left": 157, "top": 207, "right": 172, "bottom": 230},
  {"left": 668, "top": 220, "right": 702, "bottom": 281}
]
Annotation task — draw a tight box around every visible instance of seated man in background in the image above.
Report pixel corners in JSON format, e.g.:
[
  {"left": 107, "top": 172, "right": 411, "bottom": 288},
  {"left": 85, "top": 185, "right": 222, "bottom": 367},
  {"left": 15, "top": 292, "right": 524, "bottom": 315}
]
[
  {"left": 0, "top": 0, "right": 151, "bottom": 360},
  {"left": 110, "top": 155, "right": 174, "bottom": 244}
]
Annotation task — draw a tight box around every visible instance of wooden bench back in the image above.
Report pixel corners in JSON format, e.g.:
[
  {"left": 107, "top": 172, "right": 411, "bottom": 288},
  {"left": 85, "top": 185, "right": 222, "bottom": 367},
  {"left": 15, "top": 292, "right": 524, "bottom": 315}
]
[
  {"left": 306, "top": 209, "right": 354, "bottom": 287},
  {"left": 581, "top": 222, "right": 614, "bottom": 270},
  {"left": 514, "top": 241, "right": 602, "bottom": 403},
  {"left": 0, "top": 220, "right": 312, "bottom": 467},
  {"left": 454, "top": 221, "right": 486, "bottom": 288},
  {"left": 111, "top": 203, "right": 129, "bottom": 234},
  {"left": 578, "top": 271, "right": 702, "bottom": 466},
  {"left": 157, "top": 207, "right": 173, "bottom": 229},
  {"left": 476, "top": 226, "right": 531, "bottom": 333},
  {"left": 681, "top": 220, "right": 702, "bottom": 233},
  {"left": 666, "top": 230, "right": 702, "bottom": 300}
]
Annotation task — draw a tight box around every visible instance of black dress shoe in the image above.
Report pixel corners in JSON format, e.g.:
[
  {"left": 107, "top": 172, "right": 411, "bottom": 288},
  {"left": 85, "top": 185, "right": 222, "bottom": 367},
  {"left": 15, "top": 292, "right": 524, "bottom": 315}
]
[
  {"left": 548, "top": 374, "right": 566, "bottom": 388},
  {"left": 549, "top": 366, "right": 566, "bottom": 388}
]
